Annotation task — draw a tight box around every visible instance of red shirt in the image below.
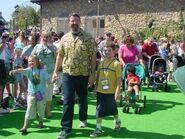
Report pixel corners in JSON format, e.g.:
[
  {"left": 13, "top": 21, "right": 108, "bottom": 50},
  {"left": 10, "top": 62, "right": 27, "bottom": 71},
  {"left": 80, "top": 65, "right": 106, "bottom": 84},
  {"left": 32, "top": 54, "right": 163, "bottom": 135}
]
[
  {"left": 127, "top": 74, "right": 139, "bottom": 84},
  {"left": 142, "top": 43, "right": 158, "bottom": 56}
]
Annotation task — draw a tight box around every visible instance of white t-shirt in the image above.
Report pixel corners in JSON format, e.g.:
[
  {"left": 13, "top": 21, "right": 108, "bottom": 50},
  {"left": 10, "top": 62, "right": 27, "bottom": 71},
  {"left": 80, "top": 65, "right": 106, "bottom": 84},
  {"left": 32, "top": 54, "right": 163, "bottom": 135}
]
[{"left": 53, "top": 40, "right": 61, "bottom": 49}]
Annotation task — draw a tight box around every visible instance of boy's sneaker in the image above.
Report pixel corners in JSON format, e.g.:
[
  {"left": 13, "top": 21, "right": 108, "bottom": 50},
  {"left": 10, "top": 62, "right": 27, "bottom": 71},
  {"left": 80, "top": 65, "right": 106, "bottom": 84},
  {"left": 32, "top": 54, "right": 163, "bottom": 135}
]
[
  {"left": 79, "top": 120, "right": 87, "bottom": 128},
  {"left": 12, "top": 102, "right": 22, "bottom": 109},
  {"left": 0, "top": 107, "right": 10, "bottom": 114},
  {"left": 57, "top": 130, "right": 70, "bottom": 139},
  {"left": 135, "top": 95, "right": 139, "bottom": 101},
  {"left": 53, "top": 90, "right": 60, "bottom": 95},
  {"left": 90, "top": 128, "right": 103, "bottom": 138},
  {"left": 114, "top": 119, "right": 121, "bottom": 131}
]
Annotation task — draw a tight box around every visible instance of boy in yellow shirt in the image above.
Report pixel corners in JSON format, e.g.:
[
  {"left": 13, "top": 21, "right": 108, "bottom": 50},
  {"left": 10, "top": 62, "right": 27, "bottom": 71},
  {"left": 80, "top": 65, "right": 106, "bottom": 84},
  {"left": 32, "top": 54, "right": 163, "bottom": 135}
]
[{"left": 90, "top": 40, "right": 122, "bottom": 138}]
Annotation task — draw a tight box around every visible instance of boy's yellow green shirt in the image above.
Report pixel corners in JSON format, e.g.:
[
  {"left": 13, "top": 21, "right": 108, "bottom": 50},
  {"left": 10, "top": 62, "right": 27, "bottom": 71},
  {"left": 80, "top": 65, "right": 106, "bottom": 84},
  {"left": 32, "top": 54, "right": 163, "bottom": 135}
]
[{"left": 96, "top": 57, "right": 122, "bottom": 94}]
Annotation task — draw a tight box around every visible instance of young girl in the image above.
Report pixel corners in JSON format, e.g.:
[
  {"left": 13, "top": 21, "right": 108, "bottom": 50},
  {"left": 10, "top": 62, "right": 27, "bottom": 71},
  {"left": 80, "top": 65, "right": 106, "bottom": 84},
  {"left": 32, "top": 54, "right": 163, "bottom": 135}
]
[
  {"left": 9, "top": 55, "right": 49, "bottom": 133},
  {"left": 12, "top": 47, "right": 26, "bottom": 108}
]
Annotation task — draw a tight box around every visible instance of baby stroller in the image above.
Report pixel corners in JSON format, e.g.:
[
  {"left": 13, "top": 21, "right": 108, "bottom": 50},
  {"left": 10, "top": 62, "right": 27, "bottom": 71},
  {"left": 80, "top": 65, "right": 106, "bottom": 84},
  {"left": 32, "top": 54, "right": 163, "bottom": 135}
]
[
  {"left": 151, "top": 57, "right": 170, "bottom": 92},
  {"left": 147, "top": 54, "right": 161, "bottom": 87},
  {"left": 120, "top": 63, "right": 146, "bottom": 114}
]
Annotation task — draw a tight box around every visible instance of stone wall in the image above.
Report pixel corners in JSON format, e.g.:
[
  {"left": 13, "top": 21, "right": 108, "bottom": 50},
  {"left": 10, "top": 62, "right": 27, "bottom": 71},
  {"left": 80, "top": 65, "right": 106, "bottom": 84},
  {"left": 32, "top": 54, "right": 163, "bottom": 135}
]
[
  {"left": 39, "top": 0, "right": 185, "bottom": 38},
  {"left": 105, "top": 12, "right": 180, "bottom": 39}
]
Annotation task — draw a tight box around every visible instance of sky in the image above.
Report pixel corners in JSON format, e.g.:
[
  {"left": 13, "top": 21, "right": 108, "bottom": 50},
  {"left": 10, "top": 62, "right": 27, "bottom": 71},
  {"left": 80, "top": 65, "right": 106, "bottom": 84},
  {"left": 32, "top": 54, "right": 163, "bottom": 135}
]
[{"left": 0, "top": 0, "right": 39, "bottom": 22}]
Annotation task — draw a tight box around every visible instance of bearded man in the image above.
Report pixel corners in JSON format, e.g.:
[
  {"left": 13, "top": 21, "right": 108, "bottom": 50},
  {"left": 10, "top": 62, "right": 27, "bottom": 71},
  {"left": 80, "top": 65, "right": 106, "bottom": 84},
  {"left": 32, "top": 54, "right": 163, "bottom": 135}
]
[{"left": 52, "top": 13, "right": 97, "bottom": 139}]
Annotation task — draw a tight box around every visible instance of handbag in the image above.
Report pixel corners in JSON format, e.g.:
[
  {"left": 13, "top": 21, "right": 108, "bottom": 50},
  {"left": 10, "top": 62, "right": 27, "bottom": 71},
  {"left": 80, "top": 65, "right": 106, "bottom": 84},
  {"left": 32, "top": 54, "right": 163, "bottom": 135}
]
[{"left": 35, "top": 91, "right": 43, "bottom": 101}]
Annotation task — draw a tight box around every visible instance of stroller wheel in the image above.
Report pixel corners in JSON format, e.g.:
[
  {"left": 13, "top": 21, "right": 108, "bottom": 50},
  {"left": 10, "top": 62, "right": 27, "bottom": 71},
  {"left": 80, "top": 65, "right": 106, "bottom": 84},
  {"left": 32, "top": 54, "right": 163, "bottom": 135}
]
[
  {"left": 152, "top": 87, "right": 155, "bottom": 92},
  {"left": 134, "top": 108, "right": 138, "bottom": 114},
  {"left": 147, "top": 83, "right": 150, "bottom": 88},
  {"left": 143, "top": 95, "right": 147, "bottom": 108},
  {"left": 126, "top": 106, "right": 129, "bottom": 113},
  {"left": 153, "top": 86, "right": 158, "bottom": 92},
  {"left": 167, "top": 86, "right": 171, "bottom": 92},
  {"left": 156, "top": 88, "right": 159, "bottom": 92},
  {"left": 164, "top": 84, "right": 170, "bottom": 92},
  {"left": 119, "top": 95, "right": 123, "bottom": 107},
  {"left": 122, "top": 106, "right": 127, "bottom": 113},
  {"left": 134, "top": 107, "right": 141, "bottom": 114}
]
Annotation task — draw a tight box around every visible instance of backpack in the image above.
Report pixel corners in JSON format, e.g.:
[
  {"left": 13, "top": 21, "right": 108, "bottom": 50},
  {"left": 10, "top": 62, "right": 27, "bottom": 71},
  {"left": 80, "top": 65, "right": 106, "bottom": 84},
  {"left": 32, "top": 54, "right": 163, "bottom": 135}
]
[
  {"left": 0, "top": 59, "right": 7, "bottom": 84},
  {"left": 176, "top": 56, "right": 185, "bottom": 68}
]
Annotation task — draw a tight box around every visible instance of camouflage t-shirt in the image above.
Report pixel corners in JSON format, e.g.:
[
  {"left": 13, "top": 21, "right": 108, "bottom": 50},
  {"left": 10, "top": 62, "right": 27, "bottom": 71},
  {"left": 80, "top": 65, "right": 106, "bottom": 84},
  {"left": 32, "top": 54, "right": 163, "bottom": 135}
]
[{"left": 58, "top": 30, "right": 96, "bottom": 76}]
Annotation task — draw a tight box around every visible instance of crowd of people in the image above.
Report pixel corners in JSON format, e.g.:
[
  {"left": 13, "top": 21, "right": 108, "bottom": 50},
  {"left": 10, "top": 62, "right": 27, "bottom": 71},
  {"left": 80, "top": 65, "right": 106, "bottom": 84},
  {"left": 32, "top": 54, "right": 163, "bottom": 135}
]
[{"left": 1, "top": 13, "right": 185, "bottom": 139}]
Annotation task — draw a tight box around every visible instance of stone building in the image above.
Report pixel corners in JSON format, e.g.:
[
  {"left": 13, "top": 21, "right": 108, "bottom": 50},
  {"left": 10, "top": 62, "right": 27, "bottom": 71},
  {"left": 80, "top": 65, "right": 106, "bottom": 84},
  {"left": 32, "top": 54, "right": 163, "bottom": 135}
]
[{"left": 31, "top": 0, "right": 185, "bottom": 39}]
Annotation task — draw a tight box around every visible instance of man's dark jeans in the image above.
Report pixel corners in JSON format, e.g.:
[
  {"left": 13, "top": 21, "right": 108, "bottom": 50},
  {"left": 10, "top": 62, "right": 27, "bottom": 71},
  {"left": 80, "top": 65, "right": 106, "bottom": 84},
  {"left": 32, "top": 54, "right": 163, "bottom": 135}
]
[{"left": 61, "top": 73, "right": 89, "bottom": 133}]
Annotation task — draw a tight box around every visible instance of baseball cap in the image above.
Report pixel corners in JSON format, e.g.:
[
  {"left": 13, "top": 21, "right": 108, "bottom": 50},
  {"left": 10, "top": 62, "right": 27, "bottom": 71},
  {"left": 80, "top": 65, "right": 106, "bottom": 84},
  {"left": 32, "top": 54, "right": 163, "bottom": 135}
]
[
  {"left": 2, "top": 31, "right": 9, "bottom": 38},
  {"left": 106, "top": 32, "right": 112, "bottom": 37}
]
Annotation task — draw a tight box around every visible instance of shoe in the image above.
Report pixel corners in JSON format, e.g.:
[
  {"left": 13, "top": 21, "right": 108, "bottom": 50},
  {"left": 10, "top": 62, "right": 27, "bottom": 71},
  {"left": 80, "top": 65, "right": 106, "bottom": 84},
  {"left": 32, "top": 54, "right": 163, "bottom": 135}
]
[
  {"left": 90, "top": 128, "right": 103, "bottom": 138},
  {"left": 114, "top": 119, "right": 121, "bottom": 131},
  {"left": 79, "top": 121, "right": 87, "bottom": 128},
  {"left": 0, "top": 107, "right": 10, "bottom": 114},
  {"left": 38, "top": 122, "right": 44, "bottom": 128},
  {"left": 53, "top": 95, "right": 56, "bottom": 99},
  {"left": 12, "top": 103, "right": 21, "bottom": 109},
  {"left": 57, "top": 131, "right": 70, "bottom": 139},
  {"left": 57, "top": 99, "right": 63, "bottom": 105},
  {"left": 135, "top": 95, "right": 139, "bottom": 101},
  {"left": 53, "top": 90, "right": 60, "bottom": 95},
  {"left": 19, "top": 128, "right": 27, "bottom": 134},
  {"left": 46, "top": 112, "right": 52, "bottom": 119}
]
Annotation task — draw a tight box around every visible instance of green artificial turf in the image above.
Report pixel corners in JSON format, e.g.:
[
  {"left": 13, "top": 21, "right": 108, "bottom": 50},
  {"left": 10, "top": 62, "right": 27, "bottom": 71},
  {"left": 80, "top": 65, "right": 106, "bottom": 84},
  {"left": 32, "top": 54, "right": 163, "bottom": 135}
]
[{"left": 0, "top": 83, "right": 185, "bottom": 139}]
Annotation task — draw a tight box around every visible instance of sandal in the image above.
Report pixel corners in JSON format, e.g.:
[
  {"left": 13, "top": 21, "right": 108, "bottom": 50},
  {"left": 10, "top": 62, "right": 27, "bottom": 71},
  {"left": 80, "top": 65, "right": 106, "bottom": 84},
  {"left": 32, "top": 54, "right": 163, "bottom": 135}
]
[{"left": 19, "top": 128, "right": 27, "bottom": 133}]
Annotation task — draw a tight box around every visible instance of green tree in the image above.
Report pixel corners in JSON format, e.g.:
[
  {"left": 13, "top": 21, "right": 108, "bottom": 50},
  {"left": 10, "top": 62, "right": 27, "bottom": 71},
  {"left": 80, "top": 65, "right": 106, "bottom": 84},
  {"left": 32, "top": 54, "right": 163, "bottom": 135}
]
[{"left": 12, "top": 5, "right": 40, "bottom": 30}]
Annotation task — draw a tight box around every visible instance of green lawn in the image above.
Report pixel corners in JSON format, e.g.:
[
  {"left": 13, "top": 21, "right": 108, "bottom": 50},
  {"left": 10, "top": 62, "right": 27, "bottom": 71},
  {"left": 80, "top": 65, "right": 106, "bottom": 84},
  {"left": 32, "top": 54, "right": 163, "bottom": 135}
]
[{"left": 1, "top": 83, "right": 185, "bottom": 139}]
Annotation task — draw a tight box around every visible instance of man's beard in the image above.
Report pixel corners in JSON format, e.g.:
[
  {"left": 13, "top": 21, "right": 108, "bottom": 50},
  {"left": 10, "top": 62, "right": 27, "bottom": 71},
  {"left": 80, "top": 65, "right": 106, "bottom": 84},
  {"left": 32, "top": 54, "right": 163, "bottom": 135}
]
[{"left": 71, "top": 24, "right": 80, "bottom": 34}]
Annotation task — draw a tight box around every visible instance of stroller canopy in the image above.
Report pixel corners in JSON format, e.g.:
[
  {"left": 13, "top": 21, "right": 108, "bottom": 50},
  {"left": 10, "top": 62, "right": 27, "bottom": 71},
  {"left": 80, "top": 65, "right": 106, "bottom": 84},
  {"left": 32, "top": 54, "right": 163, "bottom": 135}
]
[{"left": 122, "top": 63, "right": 145, "bottom": 81}]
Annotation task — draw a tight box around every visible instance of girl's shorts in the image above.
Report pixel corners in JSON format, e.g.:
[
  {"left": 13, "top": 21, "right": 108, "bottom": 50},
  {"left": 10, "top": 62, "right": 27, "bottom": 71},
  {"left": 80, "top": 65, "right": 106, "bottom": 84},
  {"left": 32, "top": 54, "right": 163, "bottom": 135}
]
[
  {"left": 96, "top": 92, "right": 118, "bottom": 118},
  {"left": 25, "top": 93, "right": 46, "bottom": 119}
]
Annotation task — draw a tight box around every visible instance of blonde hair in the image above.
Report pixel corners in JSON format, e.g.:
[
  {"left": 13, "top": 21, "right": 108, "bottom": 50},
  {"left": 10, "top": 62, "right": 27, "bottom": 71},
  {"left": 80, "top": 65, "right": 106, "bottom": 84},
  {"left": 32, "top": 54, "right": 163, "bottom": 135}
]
[
  {"left": 19, "top": 31, "right": 26, "bottom": 42},
  {"left": 41, "top": 31, "right": 51, "bottom": 38},
  {"left": 29, "top": 55, "right": 44, "bottom": 69}
]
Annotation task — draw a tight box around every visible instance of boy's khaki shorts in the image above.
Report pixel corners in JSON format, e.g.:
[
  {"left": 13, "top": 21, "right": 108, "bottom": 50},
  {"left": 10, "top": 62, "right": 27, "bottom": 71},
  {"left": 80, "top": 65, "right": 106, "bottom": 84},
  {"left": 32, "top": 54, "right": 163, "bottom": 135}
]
[{"left": 45, "top": 83, "right": 53, "bottom": 101}]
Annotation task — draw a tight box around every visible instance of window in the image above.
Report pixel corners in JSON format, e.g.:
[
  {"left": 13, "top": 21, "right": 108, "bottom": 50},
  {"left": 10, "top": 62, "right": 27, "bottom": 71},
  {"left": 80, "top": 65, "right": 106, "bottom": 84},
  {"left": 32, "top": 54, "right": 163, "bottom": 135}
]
[
  {"left": 92, "top": 19, "right": 97, "bottom": 28},
  {"left": 100, "top": 19, "right": 104, "bottom": 28}
]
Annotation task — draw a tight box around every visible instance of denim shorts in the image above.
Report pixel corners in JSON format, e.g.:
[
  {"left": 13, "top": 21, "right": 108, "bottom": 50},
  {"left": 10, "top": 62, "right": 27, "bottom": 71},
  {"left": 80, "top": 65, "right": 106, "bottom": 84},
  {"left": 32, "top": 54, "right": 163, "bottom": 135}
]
[{"left": 96, "top": 92, "right": 118, "bottom": 118}]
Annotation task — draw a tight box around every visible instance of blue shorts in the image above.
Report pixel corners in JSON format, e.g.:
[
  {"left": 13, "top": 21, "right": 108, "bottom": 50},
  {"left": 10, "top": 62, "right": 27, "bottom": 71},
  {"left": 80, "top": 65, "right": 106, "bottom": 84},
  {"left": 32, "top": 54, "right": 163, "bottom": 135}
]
[
  {"left": 96, "top": 92, "right": 118, "bottom": 118},
  {"left": 15, "top": 73, "right": 23, "bottom": 82}
]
